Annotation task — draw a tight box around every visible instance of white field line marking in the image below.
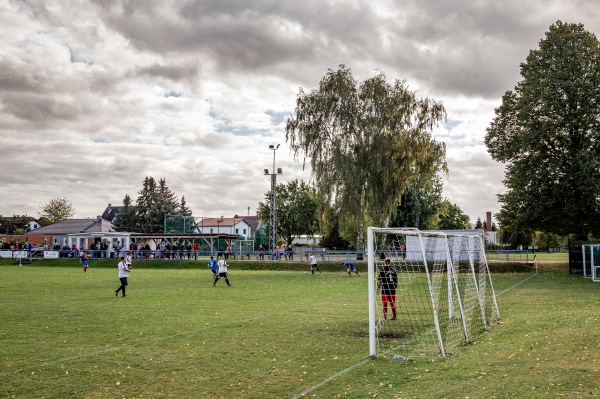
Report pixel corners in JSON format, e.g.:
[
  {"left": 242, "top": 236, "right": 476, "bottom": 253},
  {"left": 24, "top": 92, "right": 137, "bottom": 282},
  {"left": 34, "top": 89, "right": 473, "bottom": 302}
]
[
  {"left": 290, "top": 271, "right": 539, "bottom": 399},
  {"left": 1, "top": 315, "right": 269, "bottom": 377},
  {"left": 290, "top": 357, "right": 373, "bottom": 399},
  {"left": 496, "top": 272, "right": 539, "bottom": 296}
]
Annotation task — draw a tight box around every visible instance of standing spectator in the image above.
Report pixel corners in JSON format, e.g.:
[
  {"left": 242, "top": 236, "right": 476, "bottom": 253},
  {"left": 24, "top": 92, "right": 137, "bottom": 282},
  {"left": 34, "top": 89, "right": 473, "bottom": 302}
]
[
  {"left": 342, "top": 261, "right": 360, "bottom": 276},
  {"left": 193, "top": 242, "right": 199, "bottom": 260},
  {"left": 225, "top": 245, "right": 232, "bottom": 260},
  {"left": 258, "top": 245, "right": 265, "bottom": 260},
  {"left": 377, "top": 259, "right": 398, "bottom": 320},
  {"left": 308, "top": 253, "right": 321, "bottom": 274},
  {"left": 114, "top": 241, "right": 122, "bottom": 258},
  {"left": 213, "top": 256, "right": 232, "bottom": 286},
  {"left": 286, "top": 245, "right": 294, "bottom": 260},
  {"left": 187, "top": 243, "right": 192, "bottom": 259},
  {"left": 81, "top": 252, "right": 89, "bottom": 272},
  {"left": 144, "top": 243, "right": 151, "bottom": 259},
  {"left": 207, "top": 256, "right": 218, "bottom": 281},
  {"left": 114, "top": 256, "right": 131, "bottom": 297}
]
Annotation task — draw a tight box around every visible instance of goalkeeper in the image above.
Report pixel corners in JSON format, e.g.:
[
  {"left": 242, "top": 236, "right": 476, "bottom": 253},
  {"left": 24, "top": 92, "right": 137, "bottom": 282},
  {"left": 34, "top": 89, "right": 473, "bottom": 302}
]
[
  {"left": 377, "top": 259, "right": 398, "bottom": 320},
  {"left": 341, "top": 261, "right": 360, "bottom": 276}
]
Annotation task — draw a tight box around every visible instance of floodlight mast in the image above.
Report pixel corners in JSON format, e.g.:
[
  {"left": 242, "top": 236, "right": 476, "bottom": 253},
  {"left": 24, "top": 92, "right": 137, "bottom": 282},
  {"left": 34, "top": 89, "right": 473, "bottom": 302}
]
[{"left": 265, "top": 144, "right": 281, "bottom": 254}]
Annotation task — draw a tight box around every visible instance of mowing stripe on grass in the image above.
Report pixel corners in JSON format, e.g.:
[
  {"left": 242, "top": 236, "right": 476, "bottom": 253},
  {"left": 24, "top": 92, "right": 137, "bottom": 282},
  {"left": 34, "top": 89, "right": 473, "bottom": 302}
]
[
  {"left": 290, "top": 271, "right": 540, "bottom": 399},
  {"left": 0, "top": 314, "right": 269, "bottom": 377}
]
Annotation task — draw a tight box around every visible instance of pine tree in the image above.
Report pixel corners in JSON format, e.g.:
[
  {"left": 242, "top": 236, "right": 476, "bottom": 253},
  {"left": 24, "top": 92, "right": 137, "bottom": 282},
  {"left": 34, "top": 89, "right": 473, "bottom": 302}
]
[{"left": 112, "top": 194, "right": 137, "bottom": 232}]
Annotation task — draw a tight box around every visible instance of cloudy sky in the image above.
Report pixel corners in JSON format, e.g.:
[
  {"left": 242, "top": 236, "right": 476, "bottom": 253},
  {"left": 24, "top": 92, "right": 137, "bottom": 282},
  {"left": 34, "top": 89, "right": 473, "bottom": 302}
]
[{"left": 1, "top": 0, "right": 599, "bottom": 226}]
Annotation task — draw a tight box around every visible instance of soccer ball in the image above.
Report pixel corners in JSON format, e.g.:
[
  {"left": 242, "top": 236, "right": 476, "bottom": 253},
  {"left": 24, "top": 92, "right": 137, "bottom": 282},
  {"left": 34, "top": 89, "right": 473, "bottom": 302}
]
[{"left": 303, "top": 272, "right": 308, "bottom": 275}]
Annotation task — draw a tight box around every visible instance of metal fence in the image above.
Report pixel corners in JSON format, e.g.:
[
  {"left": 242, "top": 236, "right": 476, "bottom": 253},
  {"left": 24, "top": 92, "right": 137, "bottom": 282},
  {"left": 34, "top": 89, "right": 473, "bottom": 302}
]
[{"left": 1, "top": 248, "right": 542, "bottom": 263}]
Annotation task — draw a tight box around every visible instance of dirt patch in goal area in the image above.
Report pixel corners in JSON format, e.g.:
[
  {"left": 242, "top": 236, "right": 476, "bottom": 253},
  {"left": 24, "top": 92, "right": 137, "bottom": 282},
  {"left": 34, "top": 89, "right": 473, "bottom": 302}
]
[{"left": 351, "top": 331, "right": 412, "bottom": 339}]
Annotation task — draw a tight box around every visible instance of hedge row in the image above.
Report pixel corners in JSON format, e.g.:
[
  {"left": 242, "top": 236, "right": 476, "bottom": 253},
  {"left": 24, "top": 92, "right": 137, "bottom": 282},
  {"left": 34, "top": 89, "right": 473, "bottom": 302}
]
[{"left": 4, "top": 258, "right": 563, "bottom": 273}]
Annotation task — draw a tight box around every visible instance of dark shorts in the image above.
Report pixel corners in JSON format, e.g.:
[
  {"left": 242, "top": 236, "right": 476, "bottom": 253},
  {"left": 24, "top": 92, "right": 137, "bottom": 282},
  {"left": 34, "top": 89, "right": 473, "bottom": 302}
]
[
  {"left": 119, "top": 277, "right": 128, "bottom": 286},
  {"left": 218, "top": 272, "right": 228, "bottom": 278}
]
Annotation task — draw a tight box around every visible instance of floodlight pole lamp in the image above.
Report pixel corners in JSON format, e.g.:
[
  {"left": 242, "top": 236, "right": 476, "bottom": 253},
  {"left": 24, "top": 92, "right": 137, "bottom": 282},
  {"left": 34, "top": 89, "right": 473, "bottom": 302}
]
[{"left": 264, "top": 144, "right": 282, "bottom": 254}]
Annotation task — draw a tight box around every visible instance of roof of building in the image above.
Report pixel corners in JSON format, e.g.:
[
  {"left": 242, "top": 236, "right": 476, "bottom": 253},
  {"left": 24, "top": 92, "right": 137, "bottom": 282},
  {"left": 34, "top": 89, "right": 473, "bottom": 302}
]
[
  {"left": 101, "top": 204, "right": 124, "bottom": 222},
  {"left": 28, "top": 218, "right": 113, "bottom": 235},
  {"left": 199, "top": 217, "right": 253, "bottom": 228}
]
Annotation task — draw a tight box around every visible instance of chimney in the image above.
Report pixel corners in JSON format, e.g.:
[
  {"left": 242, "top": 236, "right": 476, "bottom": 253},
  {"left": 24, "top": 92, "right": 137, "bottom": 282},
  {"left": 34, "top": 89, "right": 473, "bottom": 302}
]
[{"left": 486, "top": 212, "right": 492, "bottom": 230}]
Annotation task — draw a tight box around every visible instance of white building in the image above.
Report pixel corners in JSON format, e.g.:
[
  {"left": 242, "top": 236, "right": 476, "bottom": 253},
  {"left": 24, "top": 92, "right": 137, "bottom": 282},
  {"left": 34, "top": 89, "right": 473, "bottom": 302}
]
[{"left": 196, "top": 217, "right": 252, "bottom": 238}]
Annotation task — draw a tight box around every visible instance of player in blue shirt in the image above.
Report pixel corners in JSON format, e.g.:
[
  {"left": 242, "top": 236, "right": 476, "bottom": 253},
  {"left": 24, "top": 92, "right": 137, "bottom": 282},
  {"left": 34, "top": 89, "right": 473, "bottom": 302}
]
[
  {"left": 81, "top": 252, "right": 89, "bottom": 272},
  {"left": 341, "top": 261, "right": 360, "bottom": 276},
  {"left": 208, "top": 256, "right": 218, "bottom": 280}
]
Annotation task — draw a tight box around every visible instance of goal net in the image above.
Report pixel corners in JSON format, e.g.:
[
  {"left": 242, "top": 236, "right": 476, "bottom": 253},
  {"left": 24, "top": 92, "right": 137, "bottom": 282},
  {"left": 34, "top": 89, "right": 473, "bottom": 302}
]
[{"left": 367, "top": 227, "right": 500, "bottom": 360}]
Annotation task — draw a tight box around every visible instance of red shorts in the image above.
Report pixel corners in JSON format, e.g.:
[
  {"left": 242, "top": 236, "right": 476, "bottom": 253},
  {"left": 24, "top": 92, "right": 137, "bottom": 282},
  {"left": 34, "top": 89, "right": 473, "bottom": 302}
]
[{"left": 382, "top": 294, "right": 396, "bottom": 307}]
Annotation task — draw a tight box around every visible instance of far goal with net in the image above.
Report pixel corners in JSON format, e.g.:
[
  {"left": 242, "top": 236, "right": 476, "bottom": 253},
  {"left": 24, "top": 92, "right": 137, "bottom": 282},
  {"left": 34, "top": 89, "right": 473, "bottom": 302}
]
[{"left": 367, "top": 227, "right": 500, "bottom": 360}]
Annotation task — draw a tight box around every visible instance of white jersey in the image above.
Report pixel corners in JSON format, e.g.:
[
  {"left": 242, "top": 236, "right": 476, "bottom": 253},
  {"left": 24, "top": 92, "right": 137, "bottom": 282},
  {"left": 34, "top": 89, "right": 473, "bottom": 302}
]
[
  {"left": 309, "top": 255, "right": 317, "bottom": 265},
  {"left": 126, "top": 254, "right": 132, "bottom": 265},
  {"left": 118, "top": 261, "right": 130, "bottom": 278},
  {"left": 217, "top": 259, "right": 228, "bottom": 273}
]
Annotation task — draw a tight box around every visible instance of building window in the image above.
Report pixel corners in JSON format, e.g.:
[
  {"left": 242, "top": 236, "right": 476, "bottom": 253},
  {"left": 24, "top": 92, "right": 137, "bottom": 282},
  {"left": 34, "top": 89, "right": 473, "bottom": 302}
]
[
  {"left": 243, "top": 229, "right": 247, "bottom": 235},
  {"left": 236, "top": 228, "right": 239, "bottom": 234}
]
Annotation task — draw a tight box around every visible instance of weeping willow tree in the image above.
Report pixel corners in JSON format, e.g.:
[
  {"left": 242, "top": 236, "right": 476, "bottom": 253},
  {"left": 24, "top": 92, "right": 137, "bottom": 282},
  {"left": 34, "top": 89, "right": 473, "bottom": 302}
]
[{"left": 286, "top": 65, "right": 448, "bottom": 251}]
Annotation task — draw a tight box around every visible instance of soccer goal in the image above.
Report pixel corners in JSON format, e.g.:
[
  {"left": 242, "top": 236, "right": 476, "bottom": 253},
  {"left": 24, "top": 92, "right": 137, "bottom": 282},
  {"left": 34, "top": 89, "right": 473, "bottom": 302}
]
[
  {"left": 582, "top": 244, "right": 600, "bottom": 282},
  {"left": 367, "top": 227, "right": 500, "bottom": 360}
]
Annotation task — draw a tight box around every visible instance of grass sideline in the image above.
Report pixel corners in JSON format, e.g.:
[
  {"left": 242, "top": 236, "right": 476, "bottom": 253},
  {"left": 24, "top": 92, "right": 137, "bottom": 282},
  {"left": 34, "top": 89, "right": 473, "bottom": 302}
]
[{"left": 1, "top": 262, "right": 597, "bottom": 398}]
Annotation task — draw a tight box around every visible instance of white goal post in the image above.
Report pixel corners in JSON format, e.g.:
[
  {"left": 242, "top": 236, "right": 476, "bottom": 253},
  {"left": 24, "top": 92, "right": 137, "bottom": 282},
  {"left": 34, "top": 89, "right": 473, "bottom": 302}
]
[{"left": 367, "top": 227, "right": 500, "bottom": 360}]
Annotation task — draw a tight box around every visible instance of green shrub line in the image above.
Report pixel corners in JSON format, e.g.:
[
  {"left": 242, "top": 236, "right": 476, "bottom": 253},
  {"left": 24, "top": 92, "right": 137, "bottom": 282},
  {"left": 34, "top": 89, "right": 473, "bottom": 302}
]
[{"left": 4, "top": 258, "right": 567, "bottom": 273}]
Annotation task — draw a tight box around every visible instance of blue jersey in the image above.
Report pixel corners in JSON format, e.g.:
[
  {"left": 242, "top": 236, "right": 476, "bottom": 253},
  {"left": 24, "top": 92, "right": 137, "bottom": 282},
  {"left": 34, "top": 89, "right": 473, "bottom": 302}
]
[
  {"left": 344, "top": 261, "right": 356, "bottom": 270},
  {"left": 208, "top": 259, "right": 218, "bottom": 273}
]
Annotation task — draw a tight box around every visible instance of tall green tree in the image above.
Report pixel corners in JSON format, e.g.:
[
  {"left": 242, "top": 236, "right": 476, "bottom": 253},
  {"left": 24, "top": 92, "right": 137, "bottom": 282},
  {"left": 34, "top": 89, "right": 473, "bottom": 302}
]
[
  {"left": 257, "top": 179, "right": 319, "bottom": 246},
  {"left": 134, "top": 177, "right": 182, "bottom": 233},
  {"left": 135, "top": 177, "right": 159, "bottom": 232},
  {"left": 393, "top": 175, "right": 444, "bottom": 229},
  {"left": 485, "top": 21, "right": 600, "bottom": 240},
  {"left": 436, "top": 201, "right": 471, "bottom": 230},
  {"left": 286, "top": 65, "right": 447, "bottom": 250},
  {"left": 393, "top": 175, "right": 469, "bottom": 230},
  {"left": 38, "top": 196, "right": 75, "bottom": 224},
  {"left": 112, "top": 194, "right": 137, "bottom": 232},
  {"left": 179, "top": 196, "right": 192, "bottom": 216},
  {"left": 0, "top": 215, "right": 30, "bottom": 235}
]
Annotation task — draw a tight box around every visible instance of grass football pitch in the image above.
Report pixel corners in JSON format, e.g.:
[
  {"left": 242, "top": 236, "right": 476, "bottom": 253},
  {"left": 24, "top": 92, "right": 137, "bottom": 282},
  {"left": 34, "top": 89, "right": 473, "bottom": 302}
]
[{"left": 1, "top": 263, "right": 599, "bottom": 398}]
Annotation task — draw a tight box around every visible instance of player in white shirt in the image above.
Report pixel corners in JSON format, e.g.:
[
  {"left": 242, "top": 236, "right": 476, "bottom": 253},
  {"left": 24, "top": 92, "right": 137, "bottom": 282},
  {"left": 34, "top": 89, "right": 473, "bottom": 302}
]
[
  {"left": 115, "top": 256, "right": 132, "bottom": 297},
  {"left": 308, "top": 253, "right": 321, "bottom": 274},
  {"left": 213, "top": 256, "right": 232, "bottom": 286}
]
